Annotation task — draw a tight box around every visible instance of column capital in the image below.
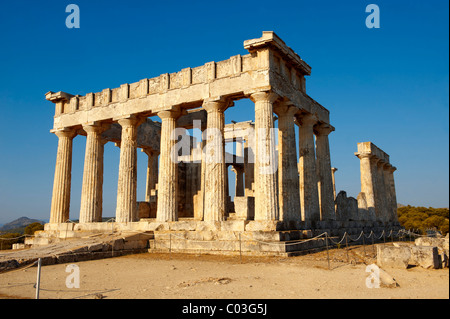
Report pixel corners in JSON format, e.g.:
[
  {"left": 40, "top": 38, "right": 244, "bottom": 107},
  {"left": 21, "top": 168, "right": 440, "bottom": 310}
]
[
  {"left": 202, "top": 97, "right": 232, "bottom": 113},
  {"left": 52, "top": 128, "right": 77, "bottom": 139},
  {"left": 354, "top": 152, "right": 372, "bottom": 160},
  {"left": 157, "top": 109, "right": 182, "bottom": 120},
  {"left": 141, "top": 148, "right": 160, "bottom": 157},
  {"left": 296, "top": 112, "right": 318, "bottom": 127},
  {"left": 273, "top": 100, "right": 298, "bottom": 117},
  {"left": 82, "top": 122, "right": 110, "bottom": 134},
  {"left": 230, "top": 164, "right": 244, "bottom": 174},
  {"left": 331, "top": 167, "right": 338, "bottom": 173},
  {"left": 249, "top": 91, "right": 280, "bottom": 104},
  {"left": 116, "top": 115, "right": 146, "bottom": 127},
  {"left": 314, "top": 123, "right": 335, "bottom": 136}
]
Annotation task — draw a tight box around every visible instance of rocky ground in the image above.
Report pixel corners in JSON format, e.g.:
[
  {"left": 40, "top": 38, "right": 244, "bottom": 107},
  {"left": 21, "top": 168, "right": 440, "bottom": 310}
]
[{"left": 0, "top": 244, "right": 448, "bottom": 299}]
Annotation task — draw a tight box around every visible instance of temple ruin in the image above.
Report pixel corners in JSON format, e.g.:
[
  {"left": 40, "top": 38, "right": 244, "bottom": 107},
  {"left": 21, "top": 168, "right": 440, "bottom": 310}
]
[{"left": 28, "top": 32, "right": 401, "bottom": 255}]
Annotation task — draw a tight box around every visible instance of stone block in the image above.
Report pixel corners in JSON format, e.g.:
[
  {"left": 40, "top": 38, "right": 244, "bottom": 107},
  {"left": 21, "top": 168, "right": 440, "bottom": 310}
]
[
  {"left": 377, "top": 245, "right": 411, "bottom": 269},
  {"left": 234, "top": 196, "right": 255, "bottom": 220},
  {"left": 137, "top": 202, "right": 151, "bottom": 219},
  {"left": 415, "top": 237, "right": 445, "bottom": 249},
  {"left": 410, "top": 246, "right": 441, "bottom": 269}
]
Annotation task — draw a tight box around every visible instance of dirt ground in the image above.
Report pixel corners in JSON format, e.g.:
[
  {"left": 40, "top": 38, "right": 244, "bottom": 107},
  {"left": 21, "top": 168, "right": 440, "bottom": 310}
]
[{"left": 0, "top": 245, "right": 448, "bottom": 299}]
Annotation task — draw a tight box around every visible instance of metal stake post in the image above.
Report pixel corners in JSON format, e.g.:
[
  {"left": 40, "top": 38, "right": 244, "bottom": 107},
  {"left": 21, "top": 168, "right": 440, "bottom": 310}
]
[{"left": 35, "top": 258, "right": 42, "bottom": 299}]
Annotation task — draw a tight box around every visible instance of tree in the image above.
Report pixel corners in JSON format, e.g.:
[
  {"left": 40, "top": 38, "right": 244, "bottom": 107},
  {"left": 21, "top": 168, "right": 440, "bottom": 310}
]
[{"left": 24, "top": 222, "right": 44, "bottom": 235}]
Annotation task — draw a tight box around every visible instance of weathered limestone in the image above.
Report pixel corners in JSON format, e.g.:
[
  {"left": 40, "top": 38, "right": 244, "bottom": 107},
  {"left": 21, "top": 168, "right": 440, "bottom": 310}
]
[
  {"left": 41, "top": 32, "right": 403, "bottom": 258},
  {"left": 231, "top": 165, "right": 245, "bottom": 197},
  {"left": 274, "top": 101, "right": 301, "bottom": 222},
  {"left": 314, "top": 123, "right": 335, "bottom": 221},
  {"left": 156, "top": 110, "right": 181, "bottom": 222},
  {"left": 297, "top": 113, "right": 320, "bottom": 223},
  {"left": 250, "top": 91, "right": 279, "bottom": 221},
  {"left": 142, "top": 148, "right": 159, "bottom": 202},
  {"left": 331, "top": 167, "right": 338, "bottom": 200},
  {"left": 79, "top": 124, "right": 109, "bottom": 223},
  {"left": 355, "top": 142, "right": 398, "bottom": 224},
  {"left": 50, "top": 129, "right": 77, "bottom": 224},
  {"left": 116, "top": 117, "right": 142, "bottom": 223},
  {"left": 377, "top": 245, "right": 411, "bottom": 269},
  {"left": 202, "top": 99, "right": 229, "bottom": 222},
  {"left": 386, "top": 165, "right": 398, "bottom": 222}
]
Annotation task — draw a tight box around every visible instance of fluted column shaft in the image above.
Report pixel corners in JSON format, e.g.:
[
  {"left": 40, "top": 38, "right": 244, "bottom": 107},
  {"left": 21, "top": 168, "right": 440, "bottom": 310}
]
[
  {"left": 376, "top": 160, "right": 388, "bottom": 222},
  {"left": 143, "top": 149, "right": 159, "bottom": 202},
  {"left": 231, "top": 166, "right": 245, "bottom": 197},
  {"left": 331, "top": 167, "right": 338, "bottom": 200},
  {"left": 382, "top": 164, "right": 393, "bottom": 222},
  {"left": 203, "top": 100, "right": 228, "bottom": 221},
  {"left": 250, "top": 92, "right": 279, "bottom": 221},
  {"left": 244, "top": 139, "right": 255, "bottom": 196},
  {"left": 50, "top": 129, "right": 76, "bottom": 224},
  {"left": 358, "top": 154, "right": 376, "bottom": 219},
  {"left": 116, "top": 118, "right": 140, "bottom": 223},
  {"left": 156, "top": 111, "right": 179, "bottom": 222},
  {"left": 315, "top": 124, "right": 335, "bottom": 221},
  {"left": 274, "top": 103, "right": 301, "bottom": 222},
  {"left": 370, "top": 157, "right": 382, "bottom": 221},
  {"left": 79, "top": 125, "right": 108, "bottom": 223},
  {"left": 298, "top": 113, "right": 320, "bottom": 222},
  {"left": 387, "top": 166, "right": 398, "bottom": 222}
]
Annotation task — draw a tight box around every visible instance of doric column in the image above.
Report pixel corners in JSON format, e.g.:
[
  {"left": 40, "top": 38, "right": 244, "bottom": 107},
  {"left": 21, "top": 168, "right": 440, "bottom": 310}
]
[
  {"left": 115, "top": 117, "right": 142, "bottom": 223},
  {"left": 274, "top": 102, "right": 301, "bottom": 222},
  {"left": 250, "top": 91, "right": 279, "bottom": 221},
  {"left": 376, "top": 160, "right": 388, "bottom": 222},
  {"left": 156, "top": 110, "right": 180, "bottom": 222},
  {"left": 231, "top": 165, "right": 245, "bottom": 197},
  {"left": 314, "top": 123, "right": 336, "bottom": 221},
  {"left": 202, "top": 99, "right": 229, "bottom": 221},
  {"left": 369, "top": 157, "right": 383, "bottom": 221},
  {"left": 142, "top": 148, "right": 159, "bottom": 202},
  {"left": 386, "top": 165, "right": 398, "bottom": 222},
  {"left": 331, "top": 167, "right": 338, "bottom": 200},
  {"left": 79, "top": 124, "right": 109, "bottom": 223},
  {"left": 357, "top": 154, "right": 377, "bottom": 219},
  {"left": 297, "top": 113, "right": 320, "bottom": 222},
  {"left": 50, "top": 129, "right": 77, "bottom": 224},
  {"left": 244, "top": 139, "right": 254, "bottom": 196},
  {"left": 382, "top": 163, "right": 393, "bottom": 222}
]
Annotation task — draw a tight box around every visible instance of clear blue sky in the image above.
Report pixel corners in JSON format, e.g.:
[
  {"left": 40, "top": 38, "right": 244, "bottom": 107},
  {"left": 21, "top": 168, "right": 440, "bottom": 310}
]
[{"left": 0, "top": 0, "right": 448, "bottom": 224}]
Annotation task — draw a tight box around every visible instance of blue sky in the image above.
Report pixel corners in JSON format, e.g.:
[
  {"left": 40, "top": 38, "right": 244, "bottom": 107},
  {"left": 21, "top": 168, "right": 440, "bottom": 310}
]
[{"left": 0, "top": 0, "right": 448, "bottom": 224}]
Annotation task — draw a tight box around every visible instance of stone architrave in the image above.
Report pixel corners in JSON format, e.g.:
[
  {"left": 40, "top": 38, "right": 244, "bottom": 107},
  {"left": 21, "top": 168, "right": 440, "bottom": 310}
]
[
  {"left": 274, "top": 101, "right": 301, "bottom": 222},
  {"left": 297, "top": 113, "right": 320, "bottom": 222},
  {"left": 50, "top": 129, "right": 77, "bottom": 224},
  {"left": 115, "top": 117, "right": 142, "bottom": 223},
  {"left": 250, "top": 91, "right": 279, "bottom": 221},
  {"left": 79, "top": 124, "right": 109, "bottom": 223},
  {"left": 202, "top": 99, "right": 229, "bottom": 222},
  {"left": 315, "top": 123, "right": 335, "bottom": 221},
  {"left": 156, "top": 110, "right": 181, "bottom": 222}
]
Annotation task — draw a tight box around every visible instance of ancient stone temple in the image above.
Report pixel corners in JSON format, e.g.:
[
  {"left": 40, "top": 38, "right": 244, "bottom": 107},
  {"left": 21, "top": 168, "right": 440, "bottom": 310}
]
[{"left": 30, "top": 32, "right": 401, "bottom": 255}]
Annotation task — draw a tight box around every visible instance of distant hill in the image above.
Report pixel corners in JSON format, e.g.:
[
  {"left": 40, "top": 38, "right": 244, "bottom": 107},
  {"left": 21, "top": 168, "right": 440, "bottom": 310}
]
[{"left": 0, "top": 217, "right": 45, "bottom": 233}]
